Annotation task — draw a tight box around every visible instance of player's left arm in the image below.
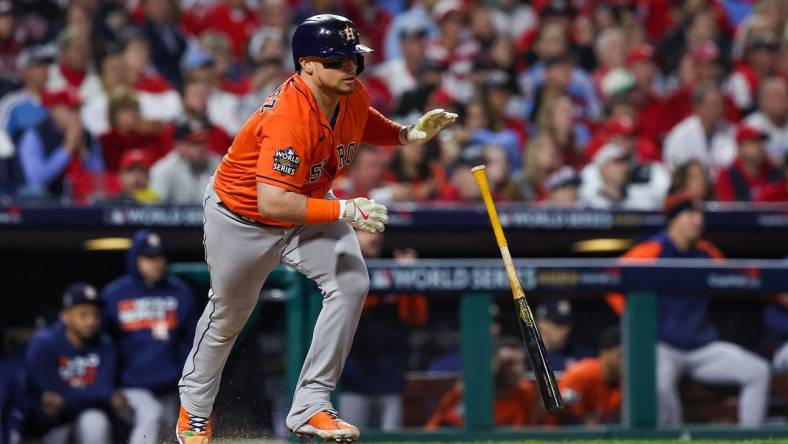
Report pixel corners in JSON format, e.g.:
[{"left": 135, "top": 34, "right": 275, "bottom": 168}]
[{"left": 362, "top": 107, "right": 458, "bottom": 146}]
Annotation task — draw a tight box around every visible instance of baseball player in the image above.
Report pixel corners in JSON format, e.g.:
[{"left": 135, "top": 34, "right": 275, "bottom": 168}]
[
  {"left": 101, "top": 230, "right": 197, "bottom": 444},
  {"left": 16, "top": 284, "right": 127, "bottom": 444},
  {"left": 606, "top": 192, "right": 770, "bottom": 427},
  {"left": 176, "top": 14, "right": 457, "bottom": 444}
]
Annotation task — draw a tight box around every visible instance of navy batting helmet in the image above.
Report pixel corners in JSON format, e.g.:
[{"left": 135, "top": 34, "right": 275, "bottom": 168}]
[{"left": 291, "top": 14, "right": 373, "bottom": 75}]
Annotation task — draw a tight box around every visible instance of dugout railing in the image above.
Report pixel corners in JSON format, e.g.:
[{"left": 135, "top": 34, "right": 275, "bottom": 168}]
[{"left": 170, "top": 258, "right": 788, "bottom": 441}]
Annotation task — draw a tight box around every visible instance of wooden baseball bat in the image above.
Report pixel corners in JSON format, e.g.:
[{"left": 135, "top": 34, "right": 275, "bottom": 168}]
[{"left": 470, "top": 165, "right": 563, "bottom": 413}]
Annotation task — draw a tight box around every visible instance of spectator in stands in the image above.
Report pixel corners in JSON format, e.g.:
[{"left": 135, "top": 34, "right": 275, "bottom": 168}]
[
  {"left": 606, "top": 192, "right": 771, "bottom": 427},
  {"left": 450, "top": 99, "right": 520, "bottom": 170},
  {"left": 744, "top": 76, "right": 787, "bottom": 167},
  {"left": 586, "top": 115, "right": 661, "bottom": 165},
  {"left": 558, "top": 326, "right": 621, "bottom": 425},
  {"left": 535, "top": 299, "right": 594, "bottom": 372},
  {"left": 239, "top": 27, "right": 288, "bottom": 118},
  {"left": 668, "top": 159, "right": 713, "bottom": 201},
  {"left": 340, "top": 230, "right": 427, "bottom": 431},
  {"left": 579, "top": 143, "right": 670, "bottom": 209},
  {"left": 342, "top": 0, "right": 393, "bottom": 65},
  {"left": 536, "top": 94, "right": 589, "bottom": 169},
  {"left": 109, "top": 149, "right": 159, "bottom": 204},
  {"left": 368, "top": 19, "right": 428, "bottom": 116},
  {"left": 487, "top": 0, "right": 535, "bottom": 40},
  {"left": 382, "top": 0, "right": 437, "bottom": 62},
  {"left": 46, "top": 28, "right": 102, "bottom": 102},
  {"left": 197, "top": 0, "right": 260, "bottom": 64},
  {"left": 1, "top": 46, "right": 53, "bottom": 140},
  {"left": 392, "top": 60, "right": 444, "bottom": 122},
  {"left": 150, "top": 119, "right": 221, "bottom": 204},
  {"left": 100, "top": 230, "right": 197, "bottom": 444},
  {"left": 140, "top": 0, "right": 188, "bottom": 89},
  {"left": 201, "top": 32, "right": 248, "bottom": 96},
  {"left": 98, "top": 88, "right": 168, "bottom": 172},
  {"left": 521, "top": 48, "right": 601, "bottom": 123},
  {"left": 483, "top": 144, "right": 521, "bottom": 201},
  {"left": 378, "top": 142, "right": 447, "bottom": 202},
  {"left": 763, "top": 293, "right": 788, "bottom": 374},
  {"left": 663, "top": 82, "right": 736, "bottom": 176},
  {"left": 425, "top": 0, "right": 479, "bottom": 104},
  {"left": 17, "top": 91, "right": 104, "bottom": 200},
  {"left": 440, "top": 157, "right": 483, "bottom": 202},
  {"left": 541, "top": 166, "right": 580, "bottom": 208},
  {"left": 662, "top": 41, "right": 740, "bottom": 131},
  {"left": 257, "top": 0, "right": 293, "bottom": 41},
  {"left": 18, "top": 283, "right": 128, "bottom": 444},
  {"left": 657, "top": 10, "right": 730, "bottom": 78},
  {"left": 80, "top": 51, "right": 125, "bottom": 136},
  {"left": 180, "top": 78, "right": 233, "bottom": 156},
  {"left": 625, "top": 44, "right": 667, "bottom": 147},
  {"left": 479, "top": 72, "right": 527, "bottom": 147},
  {"left": 725, "top": 33, "right": 780, "bottom": 114},
  {"left": 591, "top": 28, "right": 626, "bottom": 91},
  {"left": 180, "top": 39, "right": 245, "bottom": 137},
  {"left": 425, "top": 337, "right": 539, "bottom": 428},
  {"left": 0, "top": 0, "right": 23, "bottom": 83},
  {"left": 514, "top": 134, "right": 563, "bottom": 202},
  {"left": 119, "top": 29, "right": 183, "bottom": 125},
  {"left": 715, "top": 125, "right": 782, "bottom": 202}
]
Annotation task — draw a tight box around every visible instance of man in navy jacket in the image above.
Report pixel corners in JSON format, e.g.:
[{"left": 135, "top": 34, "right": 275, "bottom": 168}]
[
  {"left": 607, "top": 192, "right": 770, "bottom": 427},
  {"left": 101, "top": 230, "right": 197, "bottom": 444},
  {"left": 18, "top": 283, "right": 127, "bottom": 444},
  {"left": 764, "top": 292, "right": 788, "bottom": 374}
]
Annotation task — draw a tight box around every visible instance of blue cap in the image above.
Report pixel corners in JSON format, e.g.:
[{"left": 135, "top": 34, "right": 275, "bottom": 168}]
[
  {"left": 536, "top": 299, "right": 574, "bottom": 324},
  {"left": 138, "top": 231, "right": 165, "bottom": 257},
  {"left": 182, "top": 46, "right": 214, "bottom": 71},
  {"left": 62, "top": 283, "right": 102, "bottom": 309}
]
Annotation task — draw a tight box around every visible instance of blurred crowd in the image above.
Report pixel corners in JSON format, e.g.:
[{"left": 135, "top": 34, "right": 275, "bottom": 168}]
[{"left": 0, "top": 0, "right": 786, "bottom": 207}]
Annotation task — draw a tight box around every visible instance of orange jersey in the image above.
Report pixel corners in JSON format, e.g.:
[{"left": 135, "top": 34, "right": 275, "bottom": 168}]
[
  {"left": 425, "top": 380, "right": 538, "bottom": 429},
  {"left": 558, "top": 358, "right": 621, "bottom": 423},
  {"left": 213, "top": 75, "right": 402, "bottom": 227}
]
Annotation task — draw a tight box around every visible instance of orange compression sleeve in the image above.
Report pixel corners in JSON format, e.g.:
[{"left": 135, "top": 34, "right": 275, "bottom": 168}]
[{"left": 305, "top": 198, "right": 341, "bottom": 224}]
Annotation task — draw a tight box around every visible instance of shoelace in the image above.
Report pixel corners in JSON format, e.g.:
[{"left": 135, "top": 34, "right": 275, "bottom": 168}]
[
  {"left": 188, "top": 414, "right": 209, "bottom": 433},
  {"left": 323, "top": 409, "right": 339, "bottom": 420}
]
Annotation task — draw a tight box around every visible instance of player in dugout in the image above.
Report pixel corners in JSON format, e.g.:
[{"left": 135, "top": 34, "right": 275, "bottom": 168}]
[
  {"left": 175, "top": 14, "right": 458, "bottom": 444},
  {"left": 606, "top": 192, "right": 770, "bottom": 427},
  {"left": 557, "top": 326, "right": 621, "bottom": 425},
  {"left": 425, "top": 338, "right": 541, "bottom": 429},
  {"left": 101, "top": 230, "right": 197, "bottom": 444},
  {"left": 14, "top": 284, "right": 129, "bottom": 444}
]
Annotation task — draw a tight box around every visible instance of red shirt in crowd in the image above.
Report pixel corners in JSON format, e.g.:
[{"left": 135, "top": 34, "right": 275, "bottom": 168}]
[
  {"left": 99, "top": 129, "right": 170, "bottom": 172},
  {"left": 194, "top": 3, "right": 260, "bottom": 62},
  {"left": 662, "top": 85, "right": 741, "bottom": 130},
  {"left": 715, "top": 158, "right": 783, "bottom": 202}
]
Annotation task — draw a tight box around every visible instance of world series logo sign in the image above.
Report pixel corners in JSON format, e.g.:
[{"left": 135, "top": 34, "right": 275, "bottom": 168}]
[{"left": 273, "top": 147, "right": 301, "bottom": 176}]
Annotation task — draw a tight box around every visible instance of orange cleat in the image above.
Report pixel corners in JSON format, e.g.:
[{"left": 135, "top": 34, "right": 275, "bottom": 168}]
[
  {"left": 176, "top": 405, "right": 212, "bottom": 444},
  {"left": 292, "top": 409, "right": 360, "bottom": 443}
]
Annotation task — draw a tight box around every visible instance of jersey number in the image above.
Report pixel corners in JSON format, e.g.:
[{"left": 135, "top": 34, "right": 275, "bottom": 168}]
[
  {"left": 336, "top": 142, "right": 356, "bottom": 169},
  {"left": 261, "top": 85, "right": 283, "bottom": 112}
]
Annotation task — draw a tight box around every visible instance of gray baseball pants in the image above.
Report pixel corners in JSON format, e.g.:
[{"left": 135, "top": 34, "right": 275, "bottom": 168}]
[
  {"left": 657, "top": 341, "right": 770, "bottom": 427},
  {"left": 178, "top": 181, "right": 369, "bottom": 432}
]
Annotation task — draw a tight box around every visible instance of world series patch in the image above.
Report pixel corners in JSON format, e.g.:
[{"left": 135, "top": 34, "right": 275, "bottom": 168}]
[{"left": 273, "top": 147, "right": 301, "bottom": 176}]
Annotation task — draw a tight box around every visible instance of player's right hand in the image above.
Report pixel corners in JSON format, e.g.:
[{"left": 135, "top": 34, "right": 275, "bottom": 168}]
[{"left": 340, "top": 198, "right": 389, "bottom": 233}]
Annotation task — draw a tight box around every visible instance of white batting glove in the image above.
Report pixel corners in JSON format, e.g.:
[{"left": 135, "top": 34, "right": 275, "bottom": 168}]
[
  {"left": 405, "top": 108, "right": 459, "bottom": 144},
  {"left": 339, "top": 198, "right": 389, "bottom": 233}
]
